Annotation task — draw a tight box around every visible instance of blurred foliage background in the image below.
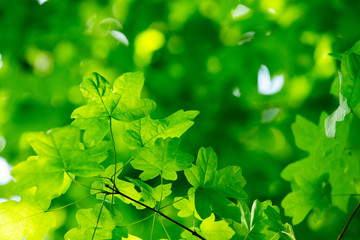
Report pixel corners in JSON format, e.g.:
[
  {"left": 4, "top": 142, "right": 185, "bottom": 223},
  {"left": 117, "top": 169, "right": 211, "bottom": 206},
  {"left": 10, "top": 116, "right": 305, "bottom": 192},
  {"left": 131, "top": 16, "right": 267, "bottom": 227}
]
[{"left": 0, "top": 0, "right": 360, "bottom": 239}]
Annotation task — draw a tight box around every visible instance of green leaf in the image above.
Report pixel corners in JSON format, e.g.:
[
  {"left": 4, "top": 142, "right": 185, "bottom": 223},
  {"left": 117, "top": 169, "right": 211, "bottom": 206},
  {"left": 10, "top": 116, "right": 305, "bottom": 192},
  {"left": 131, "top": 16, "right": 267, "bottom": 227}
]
[
  {"left": 325, "top": 72, "right": 351, "bottom": 138},
  {"left": 124, "top": 109, "right": 199, "bottom": 148},
  {"left": 184, "top": 147, "right": 247, "bottom": 221},
  {"left": 264, "top": 205, "right": 296, "bottom": 240},
  {"left": 65, "top": 204, "right": 116, "bottom": 240},
  {"left": 127, "top": 177, "right": 172, "bottom": 208},
  {"left": 282, "top": 114, "right": 358, "bottom": 224},
  {"left": 233, "top": 200, "right": 272, "bottom": 240},
  {"left": 341, "top": 40, "right": 360, "bottom": 111},
  {"left": 173, "top": 187, "right": 199, "bottom": 218},
  {"left": 72, "top": 72, "right": 156, "bottom": 147},
  {"left": 91, "top": 163, "right": 141, "bottom": 205},
  {"left": 200, "top": 213, "right": 235, "bottom": 240},
  {"left": 131, "top": 137, "right": 194, "bottom": 181},
  {"left": 11, "top": 125, "right": 111, "bottom": 199},
  {"left": 0, "top": 190, "right": 56, "bottom": 240},
  {"left": 233, "top": 200, "right": 295, "bottom": 240}
]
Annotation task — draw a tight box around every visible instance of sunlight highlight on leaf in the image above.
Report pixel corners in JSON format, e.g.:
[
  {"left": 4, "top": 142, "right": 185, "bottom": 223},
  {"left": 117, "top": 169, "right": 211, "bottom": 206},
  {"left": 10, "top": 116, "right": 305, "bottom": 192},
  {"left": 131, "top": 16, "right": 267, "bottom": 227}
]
[
  {"left": 232, "top": 87, "right": 241, "bottom": 97},
  {"left": 0, "top": 54, "right": 3, "bottom": 69},
  {"left": 110, "top": 30, "right": 129, "bottom": 46},
  {"left": 261, "top": 108, "right": 280, "bottom": 123},
  {"left": 238, "top": 31, "right": 255, "bottom": 45},
  {"left": 325, "top": 72, "right": 351, "bottom": 138},
  {"left": 37, "top": 0, "right": 48, "bottom": 5},
  {"left": 258, "top": 65, "right": 284, "bottom": 95},
  {"left": 231, "top": 4, "right": 250, "bottom": 20}
]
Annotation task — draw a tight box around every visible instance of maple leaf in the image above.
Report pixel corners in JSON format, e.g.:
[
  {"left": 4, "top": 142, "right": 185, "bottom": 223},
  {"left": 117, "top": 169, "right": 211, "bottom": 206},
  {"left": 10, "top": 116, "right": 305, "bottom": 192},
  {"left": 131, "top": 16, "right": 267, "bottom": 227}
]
[
  {"left": 200, "top": 213, "right": 235, "bottom": 240},
  {"left": 131, "top": 137, "right": 194, "bottom": 181},
  {"left": 65, "top": 204, "right": 117, "bottom": 240},
  {"left": 0, "top": 190, "right": 56, "bottom": 240},
  {"left": 123, "top": 109, "right": 199, "bottom": 148},
  {"left": 282, "top": 113, "right": 358, "bottom": 224},
  {"left": 71, "top": 72, "right": 156, "bottom": 147},
  {"left": 232, "top": 200, "right": 295, "bottom": 240},
  {"left": 11, "top": 125, "right": 111, "bottom": 199},
  {"left": 184, "top": 147, "right": 247, "bottom": 221}
]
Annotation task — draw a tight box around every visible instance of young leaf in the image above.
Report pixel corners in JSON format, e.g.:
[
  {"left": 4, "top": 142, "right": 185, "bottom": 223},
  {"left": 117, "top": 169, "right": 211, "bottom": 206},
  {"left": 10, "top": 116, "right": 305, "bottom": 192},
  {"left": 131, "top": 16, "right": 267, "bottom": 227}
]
[
  {"left": 0, "top": 190, "right": 55, "bottom": 240},
  {"left": 124, "top": 109, "right": 199, "bottom": 148},
  {"left": 200, "top": 213, "right": 235, "bottom": 240},
  {"left": 184, "top": 147, "right": 247, "bottom": 221},
  {"left": 131, "top": 137, "right": 194, "bottom": 181},
  {"left": 11, "top": 125, "right": 111, "bottom": 199},
  {"left": 72, "top": 72, "right": 156, "bottom": 147},
  {"left": 65, "top": 204, "right": 116, "bottom": 240}
]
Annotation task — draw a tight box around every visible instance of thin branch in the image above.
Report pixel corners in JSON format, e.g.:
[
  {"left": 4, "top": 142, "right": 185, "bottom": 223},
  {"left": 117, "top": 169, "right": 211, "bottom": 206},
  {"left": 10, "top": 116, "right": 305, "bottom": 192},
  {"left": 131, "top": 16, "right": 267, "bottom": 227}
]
[
  {"left": 105, "top": 184, "right": 205, "bottom": 240},
  {"left": 150, "top": 213, "right": 156, "bottom": 240},
  {"left": 91, "top": 195, "right": 107, "bottom": 240},
  {"left": 338, "top": 200, "right": 360, "bottom": 240},
  {"left": 109, "top": 116, "right": 117, "bottom": 205}
]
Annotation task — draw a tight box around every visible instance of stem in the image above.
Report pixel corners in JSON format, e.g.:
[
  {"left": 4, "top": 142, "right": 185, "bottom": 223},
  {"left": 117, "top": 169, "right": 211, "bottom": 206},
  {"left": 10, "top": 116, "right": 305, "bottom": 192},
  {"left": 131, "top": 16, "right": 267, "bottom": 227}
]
[
  {"left": 109, "top": 116, "right": 117, "bottom": 205},
  {"left": 106, "top": 184, "right": 205, "bottom": 240},
  {"left": 338, "top": 200, "right": 360, "bottom": 240},
  {"left": 91, "top": 195, "right": 107, "bottom": 240}
]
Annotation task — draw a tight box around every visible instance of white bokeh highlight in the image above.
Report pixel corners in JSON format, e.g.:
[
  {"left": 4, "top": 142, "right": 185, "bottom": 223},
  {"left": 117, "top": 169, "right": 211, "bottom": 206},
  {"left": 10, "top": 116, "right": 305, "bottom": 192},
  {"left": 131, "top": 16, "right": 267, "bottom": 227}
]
[
  {"left": 257, "top": 65, "right": 284, "bottom": 95},
  {"left": 0, "top": 157, "right": 12, "bottom": 185},
  {"left": 232, "top": 4, "right": 250, "bottom": 20},
  {"left": 110, "top": 30, "right": 129, "bottom": 46}
]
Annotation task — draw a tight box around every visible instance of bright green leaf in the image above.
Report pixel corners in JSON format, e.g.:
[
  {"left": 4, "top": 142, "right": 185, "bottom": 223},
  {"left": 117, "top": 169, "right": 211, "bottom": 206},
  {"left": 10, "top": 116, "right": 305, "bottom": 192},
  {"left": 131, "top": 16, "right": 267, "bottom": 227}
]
[
  {"left": 11, "top": 125, "right": 111, "bottom": 199},
  {"left": 128, "top": 177, "right": 172, "bottom": 208},
  {"left": 65, "top": 204, "right": 115, "bottom": 240},
  {"left": 124, "top": 110, "right": 199, "bottom": 148},
  {"left": 185, "top": 147, "right": 247, "bottom": 220},
  {"left": 200, "top": 213, "right": 235, "bottom": 240},
  {"left": 0, "top": 190, "right": 55, "bottom": 240},
  {"left": 72, "top": 72, "right": 156, "bottom": 147},
  {"left": 131, "top": 137, "right": 193, "bottom": 181},
  {"left": 282, "top": 114, "right": 358, "bottom": 224},
  {"left": 91, "top": 163, "right": 141, "bottom": 205}
]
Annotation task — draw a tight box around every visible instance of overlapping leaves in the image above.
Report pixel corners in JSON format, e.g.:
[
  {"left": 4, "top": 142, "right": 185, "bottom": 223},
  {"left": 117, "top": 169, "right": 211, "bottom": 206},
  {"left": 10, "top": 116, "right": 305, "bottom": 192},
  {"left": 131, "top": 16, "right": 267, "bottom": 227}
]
[
  {"left": 12, "top": 126, "right": 111, "bottom": 199},
  {"left": 184, "top": 147, "right": 247, "bottom": 221},
  {"left": 72, "top": 72, "right": 156, "bottom": 147},
  {"left": 131, "top": 137, "right": 194, "bottom": 181},
  {"left": 282, "top": 113, "right": 359, "bottom": 224},
  {"left": 233, "top": 200, "right": 295, "bottom": 240}
]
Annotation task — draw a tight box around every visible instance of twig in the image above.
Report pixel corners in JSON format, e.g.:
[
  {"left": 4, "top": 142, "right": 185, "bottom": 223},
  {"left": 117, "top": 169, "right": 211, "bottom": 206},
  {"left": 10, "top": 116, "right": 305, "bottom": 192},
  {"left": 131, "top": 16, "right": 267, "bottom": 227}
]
[
  {"left": 338, "top": 200, "right": 360, "bottom": 240},
  {"left": 105, "top": 184, "right": 206, "bottom": 240},
  {"left": 91, "top": 195, "right": 107, "bottom": 240}
]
